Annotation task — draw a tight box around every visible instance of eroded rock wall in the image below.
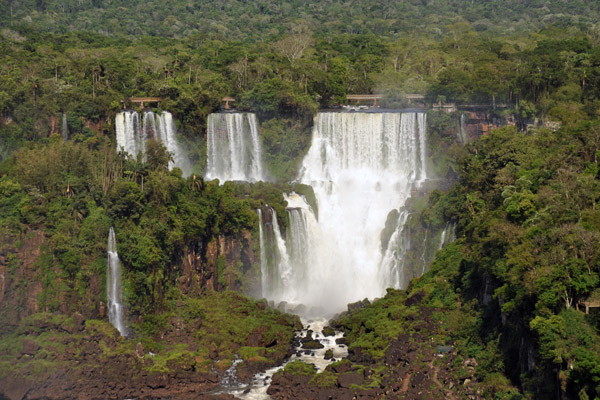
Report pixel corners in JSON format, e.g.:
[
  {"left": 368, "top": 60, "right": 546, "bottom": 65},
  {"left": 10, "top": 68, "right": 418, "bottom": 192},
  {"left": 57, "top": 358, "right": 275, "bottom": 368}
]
[{"left": 1, "top": 228, "right": 258, "bottom": 326}]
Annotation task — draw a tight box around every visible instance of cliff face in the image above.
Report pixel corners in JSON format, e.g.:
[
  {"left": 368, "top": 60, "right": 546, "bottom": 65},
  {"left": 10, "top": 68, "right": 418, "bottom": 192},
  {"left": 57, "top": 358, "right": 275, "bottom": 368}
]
[
  {"left": 0, "top": 230, "right": 45, "bottom": 327},
  {"left": 178, "top": 231, "right": 259, "bottom": 296},
  {"left": 0, "top": 228, "right": 258, "bottom": 326},
  {"left": 461, "top": 110, "right": 515, "bottom": 141}
]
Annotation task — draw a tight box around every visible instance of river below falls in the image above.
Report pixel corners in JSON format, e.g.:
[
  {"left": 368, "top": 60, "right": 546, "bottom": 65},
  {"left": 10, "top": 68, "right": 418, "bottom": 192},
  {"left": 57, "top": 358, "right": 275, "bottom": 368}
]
[{"left": 215, "top": 318, "right": 348, "bottom": 400}]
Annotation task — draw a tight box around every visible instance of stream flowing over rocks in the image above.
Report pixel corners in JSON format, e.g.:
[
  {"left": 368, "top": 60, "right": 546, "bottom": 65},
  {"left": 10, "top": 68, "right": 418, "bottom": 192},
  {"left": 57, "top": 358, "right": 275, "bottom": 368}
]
[{"left": 217, "top": 318, "right": 347, "bottom": 400}]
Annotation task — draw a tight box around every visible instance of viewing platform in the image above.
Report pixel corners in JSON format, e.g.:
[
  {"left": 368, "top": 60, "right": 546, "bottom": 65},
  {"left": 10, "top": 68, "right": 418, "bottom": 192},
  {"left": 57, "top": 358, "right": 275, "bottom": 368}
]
[
  {"left": 345, "top": 94, "right": 426, "bottom": 107},
  {"left": 433, "top": 102, "right": 457, "bottom": 113},
  {"left": 346, "top": 94, "right": 382, "bottom": 106},
  {"left": 222, "top": 97, "right": 236, "bottom": 109},
  {"left": 405, "top": 94, "right": 425, "bottom": 105},
  {"left": 578, "top": 299, "right": 600, "bottom": 314},
  {"left": 121, "top": 97, "right": 163, "bottom": 109}
]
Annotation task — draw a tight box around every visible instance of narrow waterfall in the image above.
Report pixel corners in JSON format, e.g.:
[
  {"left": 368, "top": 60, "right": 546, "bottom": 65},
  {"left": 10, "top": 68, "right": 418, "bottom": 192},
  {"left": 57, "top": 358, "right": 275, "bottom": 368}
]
[
  {"left": 115, "top": 110, "right": 189, "bottom": 175},
  {"left": 259, "top": 112, "right": 428, "bottom": 312},
  {"left": 282, "top": 193, "right": 321, "bottom": 303},
  {"left": 258, "top": 209, "right": 268, "bottom": 297},
  {"left": 458, "top": 113, "right": 467, "bottom": 144},
  {"left": 271, "top": 210, "right": 292, "bottom": 295},
  {"left": 206, "top": 113, "right": 265, "bottom": 182},
  {"left": 419, "top": 230, "right": 429, "bottom": 274},
  {"left": 379, "top": 210, "right": 411, "bottom": 290},
  {"left": 417, "top": 112, "right": 427, "bottom": 181},
  {"left": 61, "top": 113, "right": 68, "bottom": 141},
  {"left": 380, "top": 214, "right": 458, "bottom": 291},
  {"left": 257, "top": 206, "right": 291, "bottom": 299},
  {"left": 438, "top": 222, "right": 456, "bottom": 250},
  {"left": 107, "top": 227, "right": 127, "bottom": 336},
  {"left": 438, "top": 223, "right": 450, "bottom": 250},
  {"left": 115, "top": 111, "right": 143, "bottom": 157}
]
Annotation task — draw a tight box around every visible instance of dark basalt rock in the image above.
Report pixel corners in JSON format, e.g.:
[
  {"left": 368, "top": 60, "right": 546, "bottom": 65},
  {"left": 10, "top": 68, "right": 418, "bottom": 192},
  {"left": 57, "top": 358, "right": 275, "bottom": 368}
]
[
  {"left": 302, "top": 340, "right": 324, "bottom": 350},
  {"left": 304, "top": 330, "right": 314, "bottom": 341},
  {"left": 348, "top": 347, "right": 374, "bottom": 364},
  {"left": 321, "top": 326, "right": 335, "bottom": 337},
  {"left": 335, "top": 337, "right": 347, "bottom": 345},
  {"left": 21, "top": 339, "right": 40, "bottom": 355},
  {"left": 246, "top": 326, "right": 267, "bottom": 347},
  {"left": 347, "top": 298, "right": 371, "bottom": 312},
  {"left": 72, "top": 313, "right": 85, "bottom": 331},
  {"left": 404, "top": 290, "right": 425, "bottom": 306},
  {"left": 337, "top": 372, "right": 363, "bottom": 388}
]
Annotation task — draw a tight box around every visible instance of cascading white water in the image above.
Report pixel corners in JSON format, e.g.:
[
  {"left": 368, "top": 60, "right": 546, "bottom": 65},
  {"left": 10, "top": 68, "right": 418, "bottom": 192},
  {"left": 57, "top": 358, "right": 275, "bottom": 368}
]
[
  {"left": 261, "top": 112, "right": 427, "bottom": 312},
  {"left": 107, "top": 227, "right": 127, "bottom": 336},
  {"left": 271, "top": 210, "right": 292, "bottom": 296},
  {"left": 379, "top": 210, "right": 411, "bottom": 290},
  {"left": 115, "top": 111, "right": 143, "bottom": 158},
  {"left": 438, "top": 223, "right": 449, "bottom": 250},
  {"left": 61, "top": 113, "right": 68, "bottom": 141},
  {"left": 221, "top": 318, "right": 347, "bottom": 400},
  {"left": 258, "top": 209, "right": 268, "bottom": 297},
  {"left": 419, "top": 230, "right": 429, "bottom": 274},
  {"left": 115, "top": 110, "right": 189, "bottom": 175},
  {"left": 206, "top": 113, "right": 265, "bottom": 182},
  {"left": 459, "top": 113, "right": 467, "bottom": 144},
  {"left": 281, "top": 193, "right": 322, "bottom": 305},
  {"left": 258, "top": 206, "right": 292, "bottom": 300},
  {"left": 438, "top": 222, "right": 456, "bottom": 250}
]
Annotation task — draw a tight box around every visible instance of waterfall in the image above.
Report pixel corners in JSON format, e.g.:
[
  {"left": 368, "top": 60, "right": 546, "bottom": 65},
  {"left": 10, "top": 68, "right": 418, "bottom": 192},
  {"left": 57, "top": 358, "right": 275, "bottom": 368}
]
[
  {"left": 417, "top": 112, "right": 427, "bottom": 181},
  {"left": 61, "top": 113, "right": 68, "bottom": 141},
  {"left": 205, "top": 113, "right": 265, "bottom": 182},
  {"left": 379, "top": 210, "right": 411, "bottom": 290},
  {"left": 116, "top": 111, "right": 143, "bottom": 158},
  {"left": 259, "top": 112, "right": 428, "bottom": 312},
  {"left": 271, "top": 210, "right": 292, "bottom": 295},
  {"left": 115, "top": 110, "right": 189, "bottom": 175},
  {"left": 257, "top": 206, "right": 291, "bottom": 300},
  {"left": 438, "top": 222, "right": 456, "bottom": 250},
  {"left": 458, "top": 113, "right": 467, "bottom": 144},
  {"left": 107, "top": 227, "right": 127, "bottom": 336},
  {"left": 438, "top": 223, "right": 449, "bottom": 250},
  {"left": 282, "top": 193, "right": 321, "bottom": 303},
  {"left": 419, "top": 230, "right": 429, "bottom": 274},
  {"left": 258, "top": 209, "right": 267, "bottom": 297}
]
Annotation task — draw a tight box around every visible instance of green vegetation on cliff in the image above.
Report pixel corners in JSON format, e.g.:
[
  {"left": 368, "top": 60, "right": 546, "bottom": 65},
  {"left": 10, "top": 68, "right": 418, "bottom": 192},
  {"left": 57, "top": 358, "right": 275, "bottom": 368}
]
[
  {"left": 392, "top": 120, "right": 600, "bottom": 398},
  {"left": 2, "top": 17, "right": 600, "bottom": 176},
  {"left": 0, "top": 137, "right": 299, "bottom": 322},
  {"left": 0, "top": 291, "right": 300, "bottom": 397},
  {"left": 429, "top": 121, "right": 600, "bottom": 399},
  {"left": 274, "top": 115, "right": 600, "bottom": 400},
  {"left": 1, "top": 2, "right": 600, "bottom": 399}
]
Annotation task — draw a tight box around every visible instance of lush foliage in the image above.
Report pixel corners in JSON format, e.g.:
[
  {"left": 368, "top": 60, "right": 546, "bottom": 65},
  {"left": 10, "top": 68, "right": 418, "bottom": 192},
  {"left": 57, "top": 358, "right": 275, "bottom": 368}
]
[
  {"left": 0, "top": 137, "right": 297, "bottom": 316},
  {"left": 0, "top": 291, "right": 300, "bottom": 380},
  {"left": 420, "top": 121, "right": 600, "bottom": 399},
  {"left": 2, "top": 18, "right": 600, "bottom": 174},
  {"left": 2, "top": 2, "right": 600, "bottom": 399},
  {"left": 2, "top": 0, "right": 599, "bottom": 39}
]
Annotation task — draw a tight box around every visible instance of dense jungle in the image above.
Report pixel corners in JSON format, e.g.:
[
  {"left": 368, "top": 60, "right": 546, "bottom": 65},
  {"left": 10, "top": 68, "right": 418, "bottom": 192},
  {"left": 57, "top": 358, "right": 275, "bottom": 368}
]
[{"left": 1, "top": 1, "right": 600, "bottom": 399}]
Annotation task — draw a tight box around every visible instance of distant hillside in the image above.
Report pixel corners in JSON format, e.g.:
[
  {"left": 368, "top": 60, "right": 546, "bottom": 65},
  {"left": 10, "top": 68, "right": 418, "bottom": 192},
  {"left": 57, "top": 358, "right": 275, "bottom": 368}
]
[{"left": 1, "top": 0, "right": 599, "bottom": 39}]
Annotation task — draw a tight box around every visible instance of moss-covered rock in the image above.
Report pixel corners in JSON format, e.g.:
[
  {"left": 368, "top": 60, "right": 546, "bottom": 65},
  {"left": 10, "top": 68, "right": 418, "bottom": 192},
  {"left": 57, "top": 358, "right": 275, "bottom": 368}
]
[
  {"left": 0, "top": 291, "right": 301, "bottom": 399},
  {"left": 282, "top": 360, "right": 316, "bottom": 377},
  {"left": 321, "top": 326, "right": 335, "bottom": 337}
]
